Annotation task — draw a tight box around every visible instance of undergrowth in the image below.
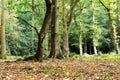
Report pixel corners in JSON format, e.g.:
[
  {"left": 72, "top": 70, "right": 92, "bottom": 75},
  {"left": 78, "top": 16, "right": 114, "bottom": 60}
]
[
  {"left": 70, "top": 53, "right": 120, "bottom": 61},
  {"left": 0, "top": 53, "right": 120, "bottom": 61}
]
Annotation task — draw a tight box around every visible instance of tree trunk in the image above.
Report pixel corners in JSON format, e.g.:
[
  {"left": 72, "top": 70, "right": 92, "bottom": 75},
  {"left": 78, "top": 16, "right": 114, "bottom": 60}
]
[
  {"left": 1, "top": 0, "right": 6, "bottom": 56},
  {"left": 92, "top": 0, "right": 97, "bottom": 55},
  {"left": 35, "top": 35, "right": 44, "bottom": 60},
  {"left": 48, "top": 27, "right": 51, "bottom": 51},
  {"left": 74, "top": 14, "right": 83, "bottom": 55},
  {"left": 79, "top": 33, "right": 83, "bottom": 55},
  {"left": 63, "top": 29, "right": 69, "bottom": 58},
  {"left": 79, "top": 16, "right": 83, "bottom": 55},
  {"left": 49, "top": 0, "right": 59, "bottom": 58},
  {"left": 99, "top": 0, "right": 119, "bottom": 54},
  {"left": 108, "top": 1, "right": 119, "bottom": 54},
  {"left": 62, "top": 0, "right": 69, "bottom": 58},
  {"left": 108, "top": 11, "right": 119, "bottom": 54},
  {"left": 62, "top": 0, "right": 79, "bottom": 58},
  {"left": 93, "top": 40, "right": 97, "bottom": 55},
  {"left": 31, "top": 0, "right": 35, "bottom": 54},
  {"left": 35, "top": 0, "right": 52, "bottom": 60}
]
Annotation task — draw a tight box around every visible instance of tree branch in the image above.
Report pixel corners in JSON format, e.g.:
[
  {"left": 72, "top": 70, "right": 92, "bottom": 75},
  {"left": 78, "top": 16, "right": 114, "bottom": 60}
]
[
  {"left": 99, "top": 0, "right": 110, "bottom": 11},
  {"left": 67, "top": 0, "right": 79, "bottom": 27},
  {"left": 13, "top": 16, "right": 39, "bottom": 35}
]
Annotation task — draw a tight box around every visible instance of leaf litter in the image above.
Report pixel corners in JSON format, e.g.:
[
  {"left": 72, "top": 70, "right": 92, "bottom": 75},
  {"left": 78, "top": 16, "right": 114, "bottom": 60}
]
[{"left": 0, "top": 59, "right": 120, "bottom": 80}]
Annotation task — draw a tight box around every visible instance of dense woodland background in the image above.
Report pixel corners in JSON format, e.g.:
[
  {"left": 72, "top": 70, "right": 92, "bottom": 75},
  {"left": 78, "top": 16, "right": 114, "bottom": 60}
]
[{"left": 0, "top": 0, "right": 120, "bottom": 60}]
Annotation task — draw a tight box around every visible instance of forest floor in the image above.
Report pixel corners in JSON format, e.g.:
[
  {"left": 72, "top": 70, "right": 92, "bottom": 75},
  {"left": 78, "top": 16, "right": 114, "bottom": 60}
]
[{"left": 0, "top": 59, "right": 120, "bottom": 80}]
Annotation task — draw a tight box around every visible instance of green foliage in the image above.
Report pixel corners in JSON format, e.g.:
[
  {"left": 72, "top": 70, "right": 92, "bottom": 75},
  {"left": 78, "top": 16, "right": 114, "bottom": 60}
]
[{"left": 0, "top": 55, "right": 7, "bottom": 59}]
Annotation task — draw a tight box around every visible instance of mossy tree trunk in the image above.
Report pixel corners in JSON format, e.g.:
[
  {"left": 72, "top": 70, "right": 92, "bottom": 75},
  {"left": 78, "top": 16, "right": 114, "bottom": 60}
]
[{"left": 99, "top": 0, "right": 119, "bottom": 54}]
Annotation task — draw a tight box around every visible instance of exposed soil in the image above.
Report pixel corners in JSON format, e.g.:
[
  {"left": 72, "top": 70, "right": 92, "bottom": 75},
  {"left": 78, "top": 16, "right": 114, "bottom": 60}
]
[{"left": 0, "top": 59, "right": 120, "bottom": 80}]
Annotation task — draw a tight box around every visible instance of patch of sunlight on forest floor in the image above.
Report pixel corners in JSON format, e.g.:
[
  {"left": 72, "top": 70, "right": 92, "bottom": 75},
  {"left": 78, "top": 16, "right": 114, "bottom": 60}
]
[
  {"left": 4, "top": 56, "right": 23, "bottom": 60},
  {"left": 71, "top": 53, "right": 120, "bottom": 61}
]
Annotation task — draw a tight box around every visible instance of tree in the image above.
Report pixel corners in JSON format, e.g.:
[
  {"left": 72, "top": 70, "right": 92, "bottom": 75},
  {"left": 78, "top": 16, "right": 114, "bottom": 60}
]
[
  {"left": 99, "top": 0, "right": 119, "bottom": 54},
  {"left": 0, "top": 0, "right": 6, "bottom": 57},
  {"left": 92, "top": 0, "right": 98, "bottom": 55},
  {"left": 35, "top": 0, "right": 53, "bottom": 60},
  {"left": 62, "top": 0, "right": 79, "bottom": 58},
  {"left": 49, "top": 0, "right": 59, "bottom": 58},
  {"left": 31, "top": 0, "right": 35, "bottom": 54}
]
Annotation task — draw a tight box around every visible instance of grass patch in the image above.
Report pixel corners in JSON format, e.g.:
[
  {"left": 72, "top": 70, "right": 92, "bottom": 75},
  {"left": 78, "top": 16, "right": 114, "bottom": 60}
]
[
  {"left": 0, "top": 55, "right": 23, "bottom": 60},
  {"left": 23, "top": 55, "right": 35, "bottom": 61},
  {"left": 70, "top": 54, "right": 120, "bottom": 61}
]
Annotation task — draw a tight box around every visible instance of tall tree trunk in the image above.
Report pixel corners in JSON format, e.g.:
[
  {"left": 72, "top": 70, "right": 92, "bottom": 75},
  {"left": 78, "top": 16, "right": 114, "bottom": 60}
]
[
  {"left": 62, "top": 0, "right": 79, "bottom": 58},
  {"left": 49, "top": 0, "right": 59, "bottom": 58},
  {"left": 108, "top": 11, "right": 119, "bottom": 54},
  {"left": 1, "top": 0, "right": 6, "bottom": 56},
  {"left": 92, "top": 0, "right": 97, "bottom": 55},
  {"left": 108, "top": 1, "right": 119, "bottom": 54},
  {"left": 62, "top": 0, "right": 69, "bottom": 58},
  {"left": 31, "top": 0, "right": 35, "bottom": 54},
  {"left": 79, "top": 16, "right": 83, "bottom": 55},
  {"left": 74, "top": 15, "right": 83, "bottom": 55},
  {"left": 35, "top": 0, "right": 52, "bottom": 60}
]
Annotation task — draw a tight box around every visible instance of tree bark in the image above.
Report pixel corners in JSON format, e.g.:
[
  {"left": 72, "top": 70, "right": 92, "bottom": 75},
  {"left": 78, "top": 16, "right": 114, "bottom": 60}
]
[
  {"left": 62, "top": 0, "right": 79, "bottom": 58},
  {"left": 63, "top": 29, "right": 69, "bottom": 57},
  {"left": 1, "top": 0, "right": 6, "bottom": 56},
  {"left": 35, "top": 0, "right": 52, "bottom": 60},
  {"left": 93, "top": 41, "right": 97, "bottom": 55},
  {"left": 62, "top": 0, "right": 69, "bottom": 58},
  {"left": 79, "top": 34, "right": 83, "bottom": 55},
  {"left": 49, "top": 0, "right": 59, "bottom": 58},
  {"left": 48, "top": 27, "right": 51, "bottom": 51},
  {"left": 108, "top": 11, "right": 119, "bottom": 54}
]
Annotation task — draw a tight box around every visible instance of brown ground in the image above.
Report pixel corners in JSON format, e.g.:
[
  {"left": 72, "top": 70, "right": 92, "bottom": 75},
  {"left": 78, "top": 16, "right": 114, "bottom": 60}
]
[{"left": 0, "top": 59, "right": 120, "bottom": 80}]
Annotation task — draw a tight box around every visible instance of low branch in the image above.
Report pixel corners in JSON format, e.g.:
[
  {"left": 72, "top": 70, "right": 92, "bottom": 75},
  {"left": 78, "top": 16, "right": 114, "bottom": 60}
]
[{"left": 13, "top": 16, "right": 39, "bottom": 35}]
